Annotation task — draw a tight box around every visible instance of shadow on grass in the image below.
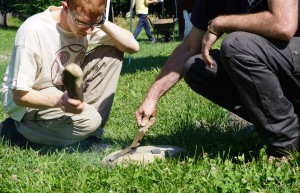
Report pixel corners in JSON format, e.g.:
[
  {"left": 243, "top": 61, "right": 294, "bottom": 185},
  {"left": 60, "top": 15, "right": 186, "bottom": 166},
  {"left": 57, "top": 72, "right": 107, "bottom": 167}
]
[
  {"left": 139, "top": 122, "right": 264, "bottom": 162},
  {"left": 1, "top": 121, "right": 264, "bottom": 163},
  {"left": 0, "top": 136, "right": 114, "bottom": 156},
  {"left": 92, "top": 120, "right": 264, "bottom": 163},
  {"left": 121, "top": 55, "right": 167, "bottom": 75},
  {"left": 135, "top": 35, "right": 182, "bottom": 44}
]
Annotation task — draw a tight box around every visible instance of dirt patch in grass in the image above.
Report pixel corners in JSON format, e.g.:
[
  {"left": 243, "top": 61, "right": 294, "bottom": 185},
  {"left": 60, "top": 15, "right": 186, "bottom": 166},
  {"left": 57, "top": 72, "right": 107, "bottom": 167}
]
[{"left": 0, "top": 52, "right": 10, "bottom": 64}]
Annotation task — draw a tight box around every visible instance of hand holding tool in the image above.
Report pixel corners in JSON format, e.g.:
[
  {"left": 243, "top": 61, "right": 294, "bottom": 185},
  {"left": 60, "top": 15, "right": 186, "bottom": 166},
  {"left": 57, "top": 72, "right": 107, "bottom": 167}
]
[{"left": 108, "top": 117, "right": 155, "bottom": 162}]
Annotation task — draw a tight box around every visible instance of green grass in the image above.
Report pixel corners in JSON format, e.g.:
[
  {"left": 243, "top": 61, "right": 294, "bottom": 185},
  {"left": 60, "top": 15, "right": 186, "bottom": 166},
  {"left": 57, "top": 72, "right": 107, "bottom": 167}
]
[{"left": 0, "top": 19, "right": 300, "bottom": 192}]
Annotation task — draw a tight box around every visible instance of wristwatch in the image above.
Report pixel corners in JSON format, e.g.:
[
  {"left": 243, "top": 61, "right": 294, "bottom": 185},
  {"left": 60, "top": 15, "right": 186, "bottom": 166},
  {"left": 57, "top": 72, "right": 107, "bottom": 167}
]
[{"left": 98, "top": 14, "right": 106, "bottom": 27}]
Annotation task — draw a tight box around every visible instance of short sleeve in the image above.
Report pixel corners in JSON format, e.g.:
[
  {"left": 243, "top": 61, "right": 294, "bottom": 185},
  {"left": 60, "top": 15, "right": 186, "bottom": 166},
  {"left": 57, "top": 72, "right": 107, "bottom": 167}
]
[
  {"left": 9, "top": 27, "right": 42, "bottom": 90},
  {"left": 191, "top": 0, "right": 219, "bottom": 30}
]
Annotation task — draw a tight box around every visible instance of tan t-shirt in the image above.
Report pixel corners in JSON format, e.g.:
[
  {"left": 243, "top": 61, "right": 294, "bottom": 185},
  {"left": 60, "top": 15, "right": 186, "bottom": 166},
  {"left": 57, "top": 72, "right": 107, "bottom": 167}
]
[{"left": 0, "top": 8, "right": 113, "bottom": 121}]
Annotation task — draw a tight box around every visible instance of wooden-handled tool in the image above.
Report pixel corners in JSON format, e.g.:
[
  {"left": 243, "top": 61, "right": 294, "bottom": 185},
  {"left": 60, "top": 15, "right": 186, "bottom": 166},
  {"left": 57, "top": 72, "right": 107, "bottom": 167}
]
[{"left": 108, "top": 117, "right": 156, "bottom": 162}]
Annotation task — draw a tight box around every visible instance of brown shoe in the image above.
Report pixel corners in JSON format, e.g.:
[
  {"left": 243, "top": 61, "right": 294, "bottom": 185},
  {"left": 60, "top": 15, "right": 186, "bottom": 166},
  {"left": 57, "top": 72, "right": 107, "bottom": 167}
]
[{"left": 266, "top": 142, "right": 299, "bottom": 158}]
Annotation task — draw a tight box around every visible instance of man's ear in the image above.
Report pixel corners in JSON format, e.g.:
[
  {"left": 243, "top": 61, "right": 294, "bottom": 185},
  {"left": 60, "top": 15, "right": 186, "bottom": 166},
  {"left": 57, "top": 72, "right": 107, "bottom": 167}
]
[{"left": 62, "top": 1, "right": 68, "bottom": 13}]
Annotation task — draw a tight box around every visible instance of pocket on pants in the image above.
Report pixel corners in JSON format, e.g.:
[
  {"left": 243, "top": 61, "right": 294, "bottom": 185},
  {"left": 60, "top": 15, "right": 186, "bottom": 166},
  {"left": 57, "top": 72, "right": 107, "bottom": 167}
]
[
  {"left": 261, "top": 95, "right": 293, "bottom": 123},
  {"left": 289, "top": 38, "right": 300, "bottom": 74}
]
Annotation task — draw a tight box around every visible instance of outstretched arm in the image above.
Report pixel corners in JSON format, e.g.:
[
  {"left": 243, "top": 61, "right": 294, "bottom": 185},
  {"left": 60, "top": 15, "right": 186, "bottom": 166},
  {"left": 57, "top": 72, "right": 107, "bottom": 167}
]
[
  {"left": 135, "top": 27, "right": 205, "bottom": 127},
  {"left": 13, "top": 89, "right": 84, "bottom": 114}
]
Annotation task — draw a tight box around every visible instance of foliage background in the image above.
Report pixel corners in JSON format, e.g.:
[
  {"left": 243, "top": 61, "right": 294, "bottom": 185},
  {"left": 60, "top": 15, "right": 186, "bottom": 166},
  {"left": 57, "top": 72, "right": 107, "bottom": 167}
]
[
  {"left": 0, "top": 0, "right": 178, "bottom": 26},
  {"left": 0, "top": 0, "right": 61, "bottom": 22}
]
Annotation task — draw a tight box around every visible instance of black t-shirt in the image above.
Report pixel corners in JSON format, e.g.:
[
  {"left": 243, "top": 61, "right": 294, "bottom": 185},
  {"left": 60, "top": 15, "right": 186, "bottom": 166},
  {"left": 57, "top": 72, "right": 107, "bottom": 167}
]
[{"left": 191, "top": 0, "right": 300, "bottom": 36}]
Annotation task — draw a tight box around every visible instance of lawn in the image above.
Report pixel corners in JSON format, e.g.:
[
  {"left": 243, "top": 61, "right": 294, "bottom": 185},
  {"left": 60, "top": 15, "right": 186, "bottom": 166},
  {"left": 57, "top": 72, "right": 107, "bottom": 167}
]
[{"left": 0, "top": 17, "right": 300, "bottom": 193}]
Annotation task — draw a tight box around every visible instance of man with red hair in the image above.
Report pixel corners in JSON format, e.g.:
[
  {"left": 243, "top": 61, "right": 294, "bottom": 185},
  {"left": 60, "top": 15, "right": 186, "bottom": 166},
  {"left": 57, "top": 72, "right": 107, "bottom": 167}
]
[{"left": 0, "top": 0, "right": 139, "bottom": 147}]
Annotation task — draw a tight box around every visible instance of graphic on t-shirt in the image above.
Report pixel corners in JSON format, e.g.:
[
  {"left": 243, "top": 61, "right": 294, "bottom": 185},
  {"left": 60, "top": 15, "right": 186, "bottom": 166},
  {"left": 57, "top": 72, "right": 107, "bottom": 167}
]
[
  {"left": 248, "top": 0, "right": 256, "bottom": 6},
  {"left": 247, "top": 0, "right": 264, "bottom": 12},
  {"left": 51, "top": 44, "right": 86, "bottom": 85}
]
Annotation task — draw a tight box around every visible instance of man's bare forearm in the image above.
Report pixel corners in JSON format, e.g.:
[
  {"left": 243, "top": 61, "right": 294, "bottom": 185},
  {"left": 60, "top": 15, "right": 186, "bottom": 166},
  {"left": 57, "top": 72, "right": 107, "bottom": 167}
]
[
  {"left": 211, "top": 0, "right": 298, "bottom": 40},
  {"left": 100, "top": 20, "right": 139, "bottom": 54},
  {"left": 13, "top": 89, "right": 63, "bottom": 109},
  {"left": 145, "top": 28, "right": 204, "bottom": 103},
  {"left": 146, "top": 44, "right": 193, "bottom": 102}
]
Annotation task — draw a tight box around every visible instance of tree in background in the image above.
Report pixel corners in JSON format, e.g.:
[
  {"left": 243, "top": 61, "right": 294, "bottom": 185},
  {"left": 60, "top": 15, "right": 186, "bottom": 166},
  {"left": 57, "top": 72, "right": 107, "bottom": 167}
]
[
  {"left": 0, "top": 0, "right": 18, "bottom": 27},
  {"left": 0, "top": 0, "right": 61, "bottom": 27},
  {"left": 1, "top": 0, "right": 184, "bottom": 28}
]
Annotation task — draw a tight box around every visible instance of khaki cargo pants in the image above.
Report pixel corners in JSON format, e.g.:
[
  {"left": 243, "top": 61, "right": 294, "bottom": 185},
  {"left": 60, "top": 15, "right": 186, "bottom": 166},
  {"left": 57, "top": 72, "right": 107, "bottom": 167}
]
[{"left": 16, "top": 45, "right": 123, "bottom": 146}]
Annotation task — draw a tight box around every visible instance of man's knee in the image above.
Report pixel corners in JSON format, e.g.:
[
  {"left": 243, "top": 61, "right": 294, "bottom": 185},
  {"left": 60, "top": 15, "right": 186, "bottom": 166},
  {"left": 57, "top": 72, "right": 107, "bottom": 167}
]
[
  {"left": 94, "top": 45, "right": 124, "bottom": 61},
  {"left": 183, "top": 54, "right": 219, "bottom": 88},
  {"left": 18, "top": 108, "right": 102, "bottom": 146},
  {"left": 77, "top": 108, "right": 102, "bottom": 136},
  {"left": 84, "top": 45, "right": 124, "bottom": 67},
  {"left": 52, "top": 111, "right": 102, "bottom": 145},
  {"left": 221, "top": 31, "right": 258, "bottom": 60}
]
